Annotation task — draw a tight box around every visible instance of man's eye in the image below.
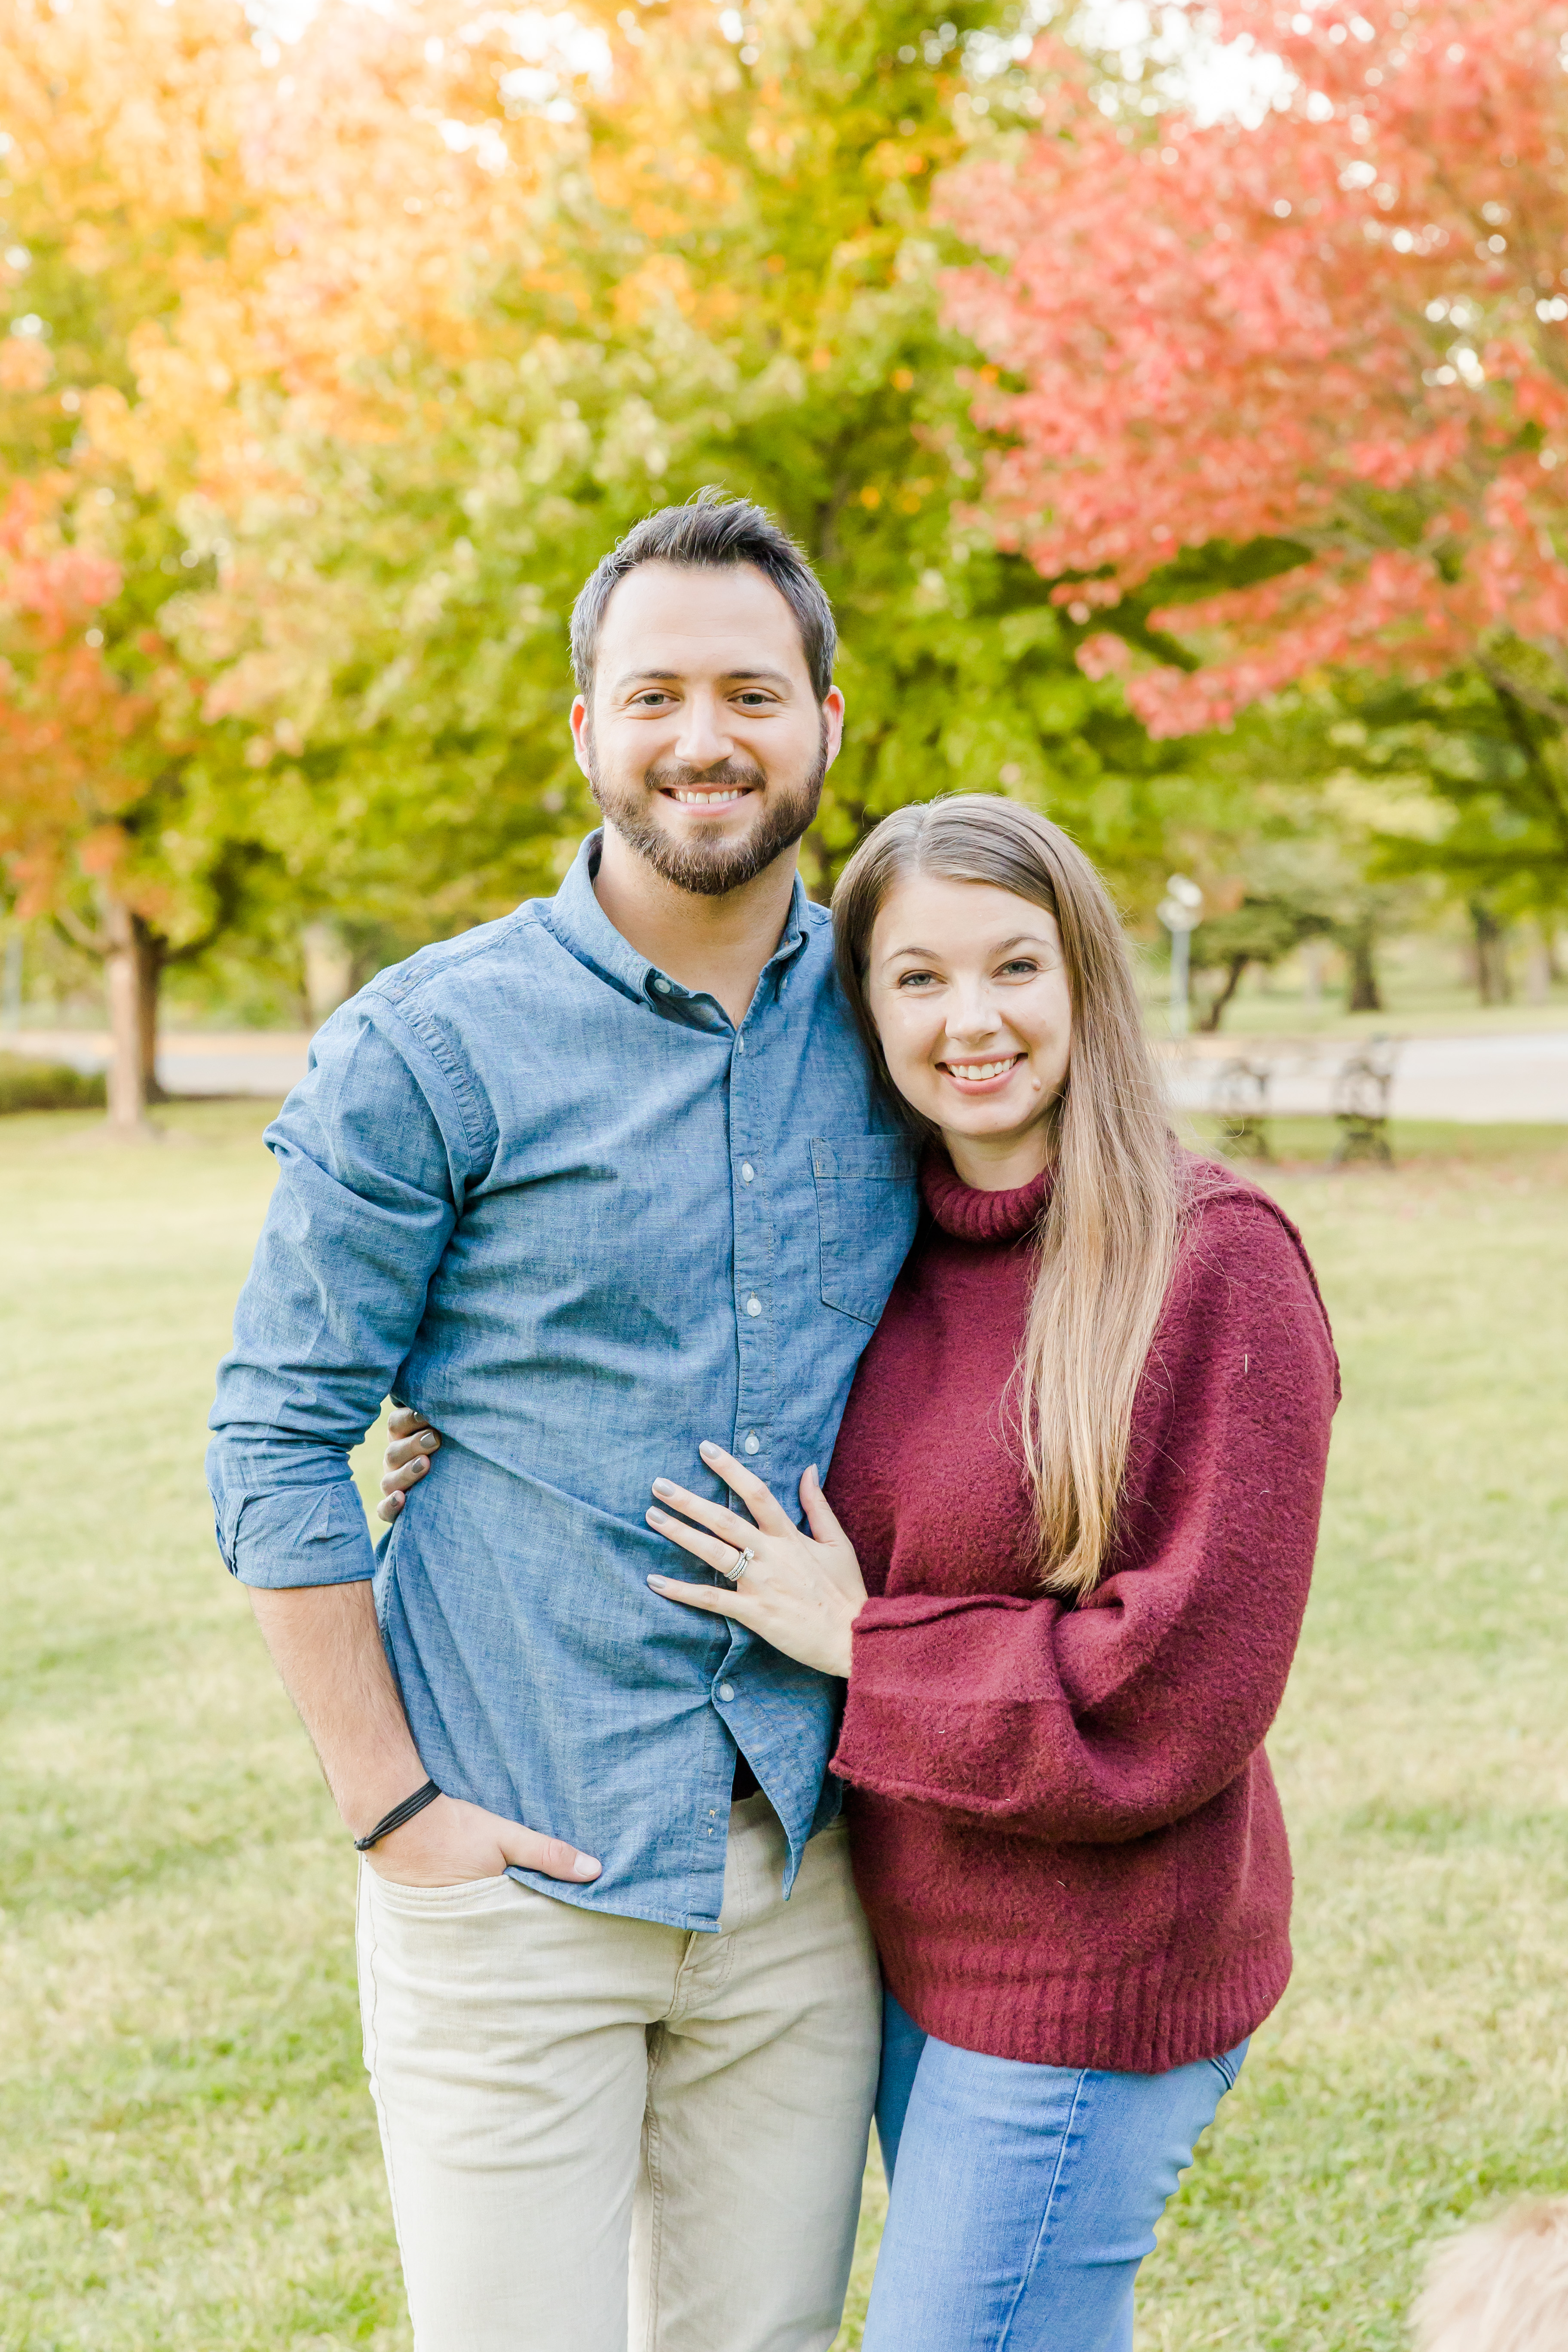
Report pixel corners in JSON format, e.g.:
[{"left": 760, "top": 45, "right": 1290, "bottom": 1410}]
[
  {"left": 735, "top": 692, "right": 774, "bottom": 707},
  {"left": 631, "top": 691, "right": 672, "bottom": 707}
]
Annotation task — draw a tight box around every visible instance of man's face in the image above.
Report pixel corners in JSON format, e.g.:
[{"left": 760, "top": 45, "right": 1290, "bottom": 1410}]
[{"left": 571, "top": 560, "right": 844, "bottom": 897}]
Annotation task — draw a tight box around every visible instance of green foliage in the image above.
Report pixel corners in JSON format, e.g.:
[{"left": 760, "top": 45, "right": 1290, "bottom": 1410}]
[
  {"left": 1314, "top": 668, "right": 1568, "bottom": 922},
  {"left": 193, "top": 0, "right": 1205, "bottom": 939}
]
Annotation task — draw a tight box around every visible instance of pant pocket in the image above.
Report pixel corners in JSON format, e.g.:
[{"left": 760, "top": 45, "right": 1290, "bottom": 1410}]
[
  {"left": 361, "top": 1865, "right": 513, "bottom": 1921},
  {"left": 1207, "top": 2037, "right": 1250, "bottom": 2092}
]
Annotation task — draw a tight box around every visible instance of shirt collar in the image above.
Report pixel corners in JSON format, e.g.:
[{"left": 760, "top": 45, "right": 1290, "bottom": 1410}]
[{"left": 540, "top": 830, "right": 814, "bottom": 1017}]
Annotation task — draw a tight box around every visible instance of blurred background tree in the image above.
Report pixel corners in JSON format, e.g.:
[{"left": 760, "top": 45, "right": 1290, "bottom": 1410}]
[
  {"left": 940, "top": 0, "right": 1568, "bottom": 1009},
  {"left": 4, "top": 0, "right": 1565, "bottom": 1098},
  {"left": 181, "top": 0, "right": 1209, "bottom": 951},
  {"left": 0, "top": 0, "right": 284, "bottom": 1127}
]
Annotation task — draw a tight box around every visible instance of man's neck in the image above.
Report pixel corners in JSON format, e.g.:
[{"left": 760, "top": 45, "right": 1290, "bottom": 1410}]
[{"left": 592, "top": 826, "right": 802, "bottom": 1029}]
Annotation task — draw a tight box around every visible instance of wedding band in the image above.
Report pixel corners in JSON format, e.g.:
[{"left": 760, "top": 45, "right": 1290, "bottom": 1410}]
[{"left": 724, "top": 1547, "right": 755, "bottom": 1584}]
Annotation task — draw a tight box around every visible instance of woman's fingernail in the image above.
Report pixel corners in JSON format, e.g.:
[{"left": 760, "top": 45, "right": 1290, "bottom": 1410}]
[
  {"left": 699, "top": 1439, "right": 719, "bottom": 1457},
  {"left": 652, "top": 1478, "right": 675, "bottom": 1496},
  {"left": 647, "top": 1574, "right": 669, "bottom": 1587},
  {"left": 808, "top": 1463, "right": 819, "bottom": 1480}
]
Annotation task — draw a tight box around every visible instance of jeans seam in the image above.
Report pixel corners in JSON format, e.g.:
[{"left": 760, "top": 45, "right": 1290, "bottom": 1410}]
[{"left": 995, "top": 2068, "right": 1090, "bottom": 2352}]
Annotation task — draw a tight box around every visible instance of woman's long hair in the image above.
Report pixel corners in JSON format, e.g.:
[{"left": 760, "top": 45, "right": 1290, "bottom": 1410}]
[{"left": 832, "top": 796, "right": 1182, "bottom": 1602}]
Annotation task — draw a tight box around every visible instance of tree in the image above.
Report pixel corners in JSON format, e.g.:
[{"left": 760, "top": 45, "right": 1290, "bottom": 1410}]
[
  {"left": 179, "top": 0, "right": 1210, "bottom": 940},
  {"left": 939, "top": 0, "right": 1568, "bottom": 916},
  {"left": 0, "top": 0, "right": 279, "bottom": 1128}
]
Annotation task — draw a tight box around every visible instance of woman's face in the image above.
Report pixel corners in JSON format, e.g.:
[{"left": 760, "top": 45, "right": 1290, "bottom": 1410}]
[{"left": 866, "top": 873, "right": 1073, "bottom": 1185}]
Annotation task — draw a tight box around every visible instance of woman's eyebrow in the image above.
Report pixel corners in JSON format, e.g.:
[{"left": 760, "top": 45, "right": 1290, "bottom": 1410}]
[{"left": 883, "top": 931, "right": 1053, "bottom": 961}]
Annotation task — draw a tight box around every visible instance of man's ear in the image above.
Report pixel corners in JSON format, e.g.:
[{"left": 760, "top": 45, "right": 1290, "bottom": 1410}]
[
  {"left": 821, "top": 685, "right": 845, "bottom": 770},
  {"left": 570, "top": 694, "right": 592, "bottom": 777}
]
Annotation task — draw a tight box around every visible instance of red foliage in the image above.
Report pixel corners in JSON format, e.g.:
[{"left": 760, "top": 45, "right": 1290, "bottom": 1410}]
[
  {"left": 939, "top": 0, "right": 1568, "bottom": 732},
  {"left": 0, "top": 491, "right": 153, "bottom": 919}
]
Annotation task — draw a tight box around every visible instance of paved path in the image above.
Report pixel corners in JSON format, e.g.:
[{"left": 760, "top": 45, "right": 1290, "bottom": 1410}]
[
  {"left": 9, "top": 1024, "right": 1568, "bottom": 1122},
  {"left": 1163, "top": 1030, "right": 1568, "bottom": 1124},
  {"left": 5, "top": 1028, "right": 313, "bottom": 1099}
]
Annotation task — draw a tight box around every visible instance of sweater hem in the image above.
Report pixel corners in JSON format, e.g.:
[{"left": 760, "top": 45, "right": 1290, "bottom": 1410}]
[{"left": 879, "top": 1939, "right": 1293, "bottom": 2076}]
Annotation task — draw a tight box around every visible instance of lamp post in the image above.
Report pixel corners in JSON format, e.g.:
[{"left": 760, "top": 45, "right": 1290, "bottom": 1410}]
[{"left": 1157, "top": 875, "right": 1203, "bottom": 1039}]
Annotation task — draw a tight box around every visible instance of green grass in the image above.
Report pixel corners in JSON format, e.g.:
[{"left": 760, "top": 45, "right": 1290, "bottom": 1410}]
[{"left": 2, "top": 1100, "right": 1566, "bottom": 2349}]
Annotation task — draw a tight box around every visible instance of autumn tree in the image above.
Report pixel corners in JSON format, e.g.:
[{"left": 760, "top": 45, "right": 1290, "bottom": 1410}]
[
  {"left": 940, "top": 0, "right": 1568, "bottom": 934},
  {"left": 182, "top": 0, "right": 1208, "bottom": 945},
  {"left": 0, "top": 0, "right": 281, "bottom": 1129}
]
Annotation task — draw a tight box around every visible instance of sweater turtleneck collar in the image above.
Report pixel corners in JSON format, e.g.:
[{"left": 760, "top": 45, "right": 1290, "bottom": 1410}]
[{"left": 921, "top": 1149, "right": 1054, "bottom": 1245}]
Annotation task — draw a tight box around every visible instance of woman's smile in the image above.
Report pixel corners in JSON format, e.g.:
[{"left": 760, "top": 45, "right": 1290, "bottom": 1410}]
[{"left": 937, "top": 1052, "right": 1026, "bottom": 1094}]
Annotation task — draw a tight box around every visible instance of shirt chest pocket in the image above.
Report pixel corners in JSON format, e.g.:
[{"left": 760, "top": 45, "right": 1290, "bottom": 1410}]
[{"left": 810, "top": 1136, "right": 918, "bottom": 1326}]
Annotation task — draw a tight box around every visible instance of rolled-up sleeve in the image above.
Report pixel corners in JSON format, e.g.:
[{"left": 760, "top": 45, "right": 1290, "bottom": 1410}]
[{"left": 206, "top": 996, "right": 476, "bottom": 1588}]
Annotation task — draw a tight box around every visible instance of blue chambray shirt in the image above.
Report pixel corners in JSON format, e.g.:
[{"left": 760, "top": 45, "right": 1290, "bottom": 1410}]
[{"left": 207, "top": 833, "right": 918, "bottom": 1929}]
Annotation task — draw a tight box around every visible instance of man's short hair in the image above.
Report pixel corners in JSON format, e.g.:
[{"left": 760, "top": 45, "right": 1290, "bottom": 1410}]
[{"left": 570, "top": 488, "right": 836, "bottom": 704}]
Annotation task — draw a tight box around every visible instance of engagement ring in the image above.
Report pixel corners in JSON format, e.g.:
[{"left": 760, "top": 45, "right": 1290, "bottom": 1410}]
[{"left": 724, "top": 1547, "right": 755, "bottom": 1584}]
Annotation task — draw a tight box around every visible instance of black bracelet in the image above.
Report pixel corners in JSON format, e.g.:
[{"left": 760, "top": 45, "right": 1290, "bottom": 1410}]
[{"left": 354, "top": 1778, "right": 442, "bottom": 1852}]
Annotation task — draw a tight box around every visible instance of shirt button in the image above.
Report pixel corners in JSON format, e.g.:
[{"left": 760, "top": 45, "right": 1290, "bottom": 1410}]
[
  {"left": 743, "top": 1433, "right": 760, "bottom": 1455},
  {"left": 740, "top": 1162, "right": 755, "bottom": 1183},
  {"left": 652, "top": 975, "right": 672, "bottom": 994},
  {"left": 718, "top": 1683, "right": 736, "bottom": 1703},
  {"left": 744, "top": 1295, "right": 762, "bottom": 1317}
]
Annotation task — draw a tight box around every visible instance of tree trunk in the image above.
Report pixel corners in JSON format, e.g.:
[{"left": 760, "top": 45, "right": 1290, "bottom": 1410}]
[
  {"left": 301, "top": 920, "right": 355, "bottom": 1026},
  {"left": 1345, "top": 916, "right": 1382, "bottom": 1013},
  {"left": 1525, "top": 927, "right": 1553, "bottom": 1006},
  {"left": 135, "top": 915, "right": 168, "bottom": 1102},
  {"left": 101, "top": 894, "right": 156, "bottom": 1139},
  {"left": 1199, "top": 955, "right": 1249, "bottom": 1032},
  {"left": 1468, "top": 899, "right": 1511, "bottom": 1007},
  {"left": 1300, "top": 937, "right": 1327, "bottom": 1008}
]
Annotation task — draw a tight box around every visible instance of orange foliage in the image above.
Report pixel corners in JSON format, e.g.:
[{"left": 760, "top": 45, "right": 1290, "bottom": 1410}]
[{"left": 940, "top": 0, "right": 1568, "bottom": 732}]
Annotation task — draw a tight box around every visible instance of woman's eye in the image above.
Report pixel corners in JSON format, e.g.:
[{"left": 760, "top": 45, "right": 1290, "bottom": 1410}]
[
  {"left": 896, "top": 971, "right": 940, "bottom": 989},
  {"left": 998, "top": 959, "right": 1040, "bottom": 978}
]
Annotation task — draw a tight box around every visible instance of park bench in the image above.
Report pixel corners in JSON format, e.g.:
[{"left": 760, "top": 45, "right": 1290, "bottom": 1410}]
[
  {"left": 1196, "top": 1034, "right": 1405, "bottom": 1166},
  {"left": 1329, "top": 1036, "right": 1403, "bottom": 1166}
]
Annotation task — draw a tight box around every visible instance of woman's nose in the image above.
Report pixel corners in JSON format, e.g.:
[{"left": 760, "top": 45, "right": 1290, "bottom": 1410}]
[{"left": 944, "top": 989, "right": 1004, "bottom": 1045}]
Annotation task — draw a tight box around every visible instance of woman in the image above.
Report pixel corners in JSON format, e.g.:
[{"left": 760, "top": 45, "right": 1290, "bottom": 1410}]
[
  {"left": 385, "top": 796, "right": 1338, "bottom": 2349},
  {"left": 643, "top": 796, "right": 1337, "bottom": 2349}
]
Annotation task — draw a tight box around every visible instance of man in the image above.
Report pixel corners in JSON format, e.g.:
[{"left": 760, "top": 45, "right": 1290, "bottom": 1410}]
[{"left": 207, "top": 492, "right": 918, "bottom": 2352}]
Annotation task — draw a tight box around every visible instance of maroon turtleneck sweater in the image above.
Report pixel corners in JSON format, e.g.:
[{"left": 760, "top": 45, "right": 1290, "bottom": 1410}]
[{"left": 826, "top": 1153, "right": 1339, "bottom": 2076}]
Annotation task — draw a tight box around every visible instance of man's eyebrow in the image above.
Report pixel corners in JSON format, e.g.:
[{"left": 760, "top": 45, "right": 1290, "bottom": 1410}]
[{"left": 609, "top": 667, "right": 795, "bottom": 692}]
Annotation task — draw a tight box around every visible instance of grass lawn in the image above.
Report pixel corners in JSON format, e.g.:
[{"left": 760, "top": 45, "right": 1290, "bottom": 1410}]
[{"left": 2, "top": 1100, "right": 1565, "bottom": 2349}]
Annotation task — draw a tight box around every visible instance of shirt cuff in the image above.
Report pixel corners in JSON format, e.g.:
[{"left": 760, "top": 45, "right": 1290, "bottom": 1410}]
[{"left": 224, "top": 1482, "right": 378, "bottom": 1589}]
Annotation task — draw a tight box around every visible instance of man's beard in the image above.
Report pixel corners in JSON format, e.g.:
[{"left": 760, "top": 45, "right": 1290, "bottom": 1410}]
[{"left": 585, "top": 724, "right": 828, "bottom": 899}]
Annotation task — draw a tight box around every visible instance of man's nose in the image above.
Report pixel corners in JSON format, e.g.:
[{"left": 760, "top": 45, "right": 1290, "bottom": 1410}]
[{"left": 673, "top": 692, "right": 735, "bottom": 769}]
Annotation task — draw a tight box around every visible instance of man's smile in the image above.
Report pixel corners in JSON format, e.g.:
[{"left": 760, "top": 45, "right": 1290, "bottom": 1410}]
[{"left": 658, "top": 784, "right": 756, "bottom": 812}]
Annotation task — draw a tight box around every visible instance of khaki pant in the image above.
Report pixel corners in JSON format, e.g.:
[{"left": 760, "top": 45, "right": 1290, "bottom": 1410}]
[{"left": 357, "top": 1796, "right": 881, "bottom": 2352}]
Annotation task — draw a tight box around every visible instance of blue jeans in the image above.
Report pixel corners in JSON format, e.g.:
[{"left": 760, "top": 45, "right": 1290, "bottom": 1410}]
[{"left": 865, "top": 1992, "right": 1246, "bottom": 2352}]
